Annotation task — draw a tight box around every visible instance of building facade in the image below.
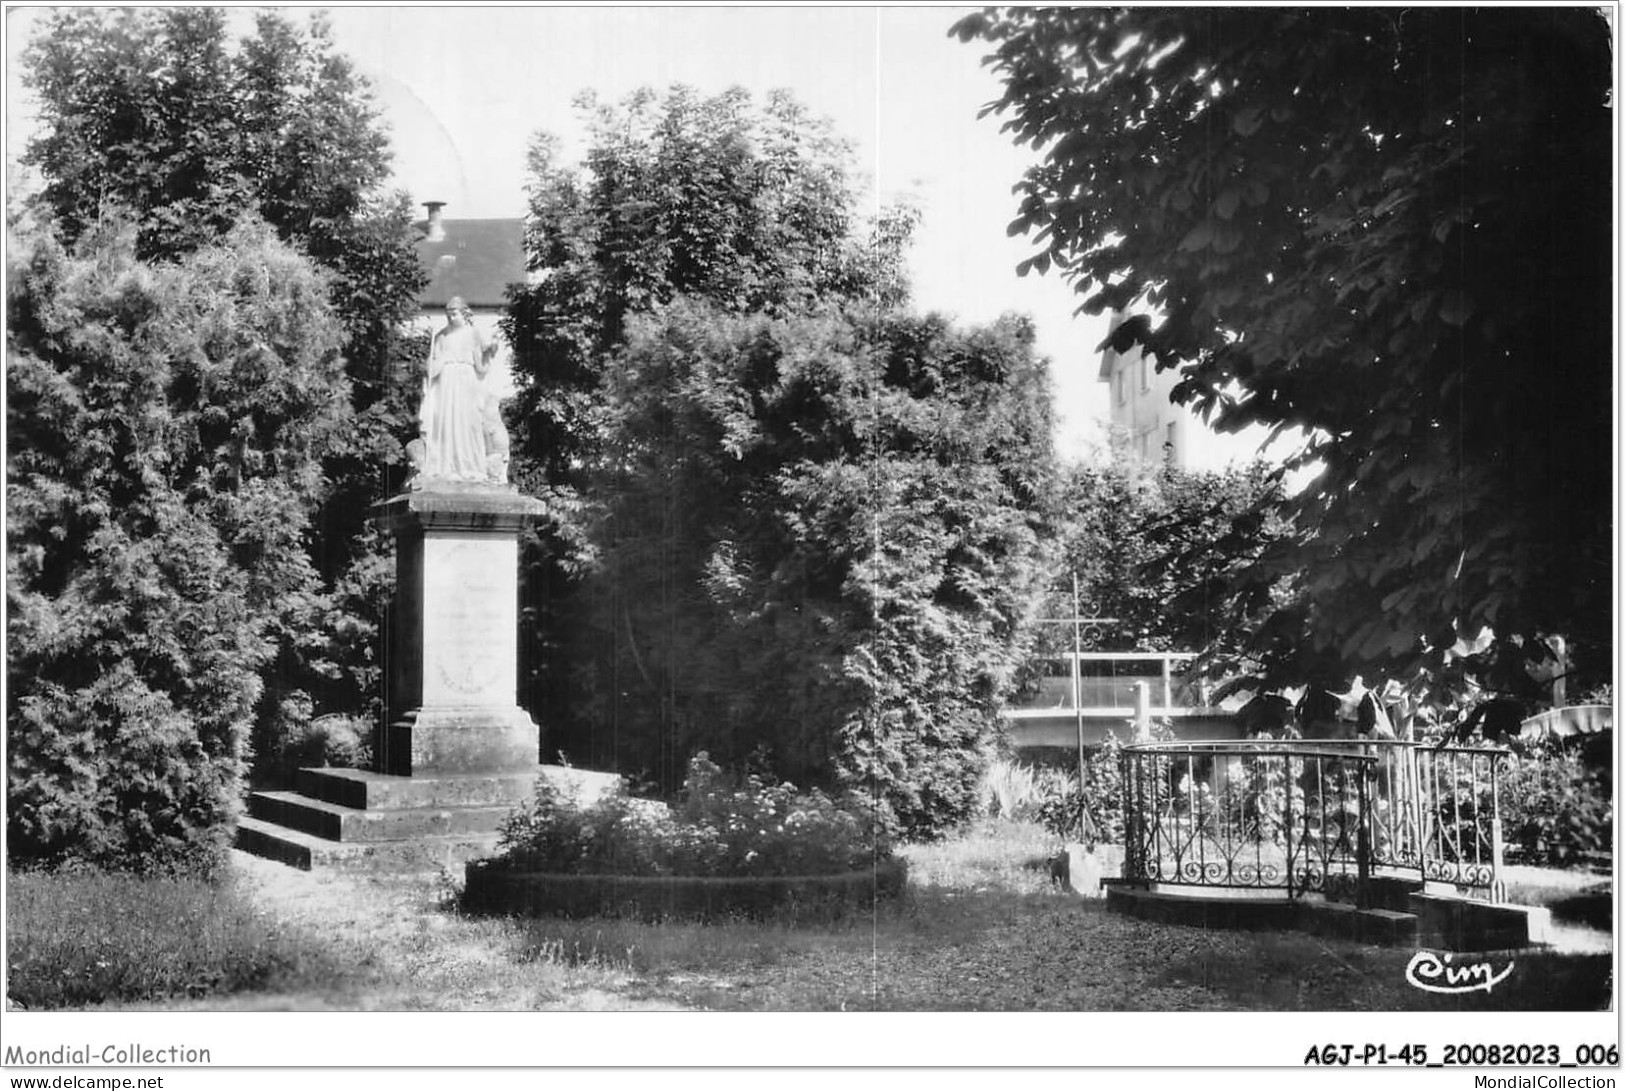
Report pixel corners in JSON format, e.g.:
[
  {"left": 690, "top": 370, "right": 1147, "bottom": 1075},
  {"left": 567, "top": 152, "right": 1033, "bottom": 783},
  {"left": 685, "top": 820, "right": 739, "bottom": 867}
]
[{"left": 1096, "top": 311, "right": 1277, "bottom": 472}]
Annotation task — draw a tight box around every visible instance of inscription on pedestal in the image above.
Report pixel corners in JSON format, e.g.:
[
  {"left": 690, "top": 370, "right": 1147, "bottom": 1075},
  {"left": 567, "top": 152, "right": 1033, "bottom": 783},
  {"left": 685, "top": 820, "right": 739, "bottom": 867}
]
[{"left": 422, "top": 535, "right": 518, "bottom": 707}]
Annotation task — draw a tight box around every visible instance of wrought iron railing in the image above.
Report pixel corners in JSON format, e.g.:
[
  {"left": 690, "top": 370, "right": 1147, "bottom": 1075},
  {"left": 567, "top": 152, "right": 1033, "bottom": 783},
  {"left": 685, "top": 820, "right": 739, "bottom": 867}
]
[
  {"left": 1413, "top": 744, "right": 1509, "bottom": 898},
  {"left": 1120, "top": 740, "right": 1508, "bottom": 904}
]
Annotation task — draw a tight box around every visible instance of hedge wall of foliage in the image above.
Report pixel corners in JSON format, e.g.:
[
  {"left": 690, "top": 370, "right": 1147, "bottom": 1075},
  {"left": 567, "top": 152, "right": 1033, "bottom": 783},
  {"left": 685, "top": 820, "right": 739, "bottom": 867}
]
[{"left": 7, "top": 216, "right": 350, "bottom": 875}]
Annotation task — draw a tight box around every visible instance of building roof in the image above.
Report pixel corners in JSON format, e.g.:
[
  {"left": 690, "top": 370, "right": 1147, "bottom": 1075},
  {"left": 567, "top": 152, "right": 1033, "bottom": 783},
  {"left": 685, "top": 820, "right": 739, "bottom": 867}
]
[{"left": 415, "top": 217, "right": 526, "bottom": 311}]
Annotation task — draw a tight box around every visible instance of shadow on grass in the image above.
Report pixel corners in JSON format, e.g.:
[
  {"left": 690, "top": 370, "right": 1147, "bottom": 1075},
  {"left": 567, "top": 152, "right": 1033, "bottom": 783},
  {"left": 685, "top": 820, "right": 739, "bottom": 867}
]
[
  {"left": 503, "top": 873, "right": 1071, "bottom": 973},
  {"left": 1150, "top": 929, "right": 1612, "bottom": 1011}
]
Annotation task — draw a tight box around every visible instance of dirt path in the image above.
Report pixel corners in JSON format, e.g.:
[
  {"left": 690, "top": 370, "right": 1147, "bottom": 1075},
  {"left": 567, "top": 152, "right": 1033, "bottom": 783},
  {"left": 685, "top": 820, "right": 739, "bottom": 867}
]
[{"left": 213, "top": 851, "right": 687, "bottom": 1010}]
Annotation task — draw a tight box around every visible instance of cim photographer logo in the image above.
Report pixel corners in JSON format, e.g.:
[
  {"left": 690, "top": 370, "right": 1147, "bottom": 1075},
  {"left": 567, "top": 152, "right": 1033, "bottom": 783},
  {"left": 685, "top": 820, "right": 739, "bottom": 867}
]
[{"left": 1405, "top": 949, "right": 1514, "bottom": 995}]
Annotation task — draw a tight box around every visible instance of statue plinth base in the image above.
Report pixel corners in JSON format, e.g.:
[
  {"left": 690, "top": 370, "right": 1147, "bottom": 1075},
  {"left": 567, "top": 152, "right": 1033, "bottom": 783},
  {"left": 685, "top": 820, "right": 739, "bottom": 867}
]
[
  {"left": 383, "top": 706, "right": 542, "bottom": 778},
  {"left": 232, "top": 482, "right": 601, "bottom": 872},
  {"left": 371, "top": 486, "right": 547, "bottom": 777}
]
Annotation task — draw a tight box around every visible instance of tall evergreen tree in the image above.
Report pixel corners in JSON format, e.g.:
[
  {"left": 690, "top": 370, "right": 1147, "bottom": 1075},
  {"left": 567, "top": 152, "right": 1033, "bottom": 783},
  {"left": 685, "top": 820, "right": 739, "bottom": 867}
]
[
  {"left": 587, "top": 303, "right": 1056, "bottom": 835},
  {"left": 7, "top": 214, "right": 351, "bottom": 873},
  {"left": 18, "top": 8, "right": 426, "bottom": 764}
]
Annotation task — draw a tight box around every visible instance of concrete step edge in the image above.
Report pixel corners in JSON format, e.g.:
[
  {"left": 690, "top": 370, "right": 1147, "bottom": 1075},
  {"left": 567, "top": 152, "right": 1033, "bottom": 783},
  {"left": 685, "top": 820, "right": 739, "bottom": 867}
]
[
  {"left": 248, "top": 791, "right": 517, "bottom": 842},
  {"left": 234, "top": 815, "right": 504, "bottom": 874},
  {"left": 295, "top": 767, "right": 543, "bottom": 810}
]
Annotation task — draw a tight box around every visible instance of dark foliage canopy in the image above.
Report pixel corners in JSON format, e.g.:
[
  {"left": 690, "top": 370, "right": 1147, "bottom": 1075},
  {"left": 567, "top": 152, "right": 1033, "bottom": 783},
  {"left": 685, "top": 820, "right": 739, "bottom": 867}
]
[
  {"left": 504, "top": 87, "right": 920, "bottom": 761},
  {"left": 505, "top": 87, "right": 1055, "bottom": 834},
  {"left": 506, "top": 85, "right": 915, "bottom": 498},
  {"left": 7, "top": 216, "right": 351, "bottom": 873},
  {"left": 956, "top": 8, "right": 1613, "bottom": 696},
  {"left": 586, "top": 303, "right": 1055, "bottom": 836},
  {"left": 18, "top": 7, "right": 427, "bottom": 752},
  {"left": 1032, "top": 455, "right": 1287, "bottom": 658}
]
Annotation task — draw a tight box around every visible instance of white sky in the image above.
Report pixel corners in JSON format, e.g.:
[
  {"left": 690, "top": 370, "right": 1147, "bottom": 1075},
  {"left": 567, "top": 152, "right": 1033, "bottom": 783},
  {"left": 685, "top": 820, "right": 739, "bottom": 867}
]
[{"left": 4, "top": 4, "right": 1113, "bottom": 460}]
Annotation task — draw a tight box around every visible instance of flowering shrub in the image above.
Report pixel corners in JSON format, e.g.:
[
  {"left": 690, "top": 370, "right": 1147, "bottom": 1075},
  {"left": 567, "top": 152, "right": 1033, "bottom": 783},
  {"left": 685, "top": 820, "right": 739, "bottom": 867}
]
[
  {"left": 1498, "top": 741, "right": 1613, "bottom": 867},
  {"left": 492, "top": 754, "right": 890, "bottom": 878}
]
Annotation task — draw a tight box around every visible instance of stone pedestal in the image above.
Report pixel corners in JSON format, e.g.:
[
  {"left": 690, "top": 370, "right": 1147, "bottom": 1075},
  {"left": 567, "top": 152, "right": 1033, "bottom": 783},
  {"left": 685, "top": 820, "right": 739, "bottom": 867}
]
[
  {"left": 371, "top": 487, "right": 547, "bottom": 776},
  {"left": 234, "top": 484, "right": 630, "bottom": 873}
]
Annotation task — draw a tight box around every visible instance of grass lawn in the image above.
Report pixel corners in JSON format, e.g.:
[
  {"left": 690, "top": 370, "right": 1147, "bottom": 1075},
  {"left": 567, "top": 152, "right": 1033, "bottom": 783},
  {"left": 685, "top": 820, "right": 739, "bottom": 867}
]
[
  {"left": 6, "top": 819, "right": 1612, "bottom": 1011},
  {"left": 6, "top": 868, "right": 348, "bottom": 1008}
]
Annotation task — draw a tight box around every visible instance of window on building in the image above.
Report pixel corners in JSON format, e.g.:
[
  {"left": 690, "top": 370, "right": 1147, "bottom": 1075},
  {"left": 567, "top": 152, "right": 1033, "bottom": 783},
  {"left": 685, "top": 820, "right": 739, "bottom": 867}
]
[
  {"left": 1165, "top": 422, "right": 1178, "bottom": 464},
  {"left": 1115, "top": 367, "right": 1125, "bottom": 406},
  {"left": 1139, "top": 355, "right": 1149, "bottom": 392}
]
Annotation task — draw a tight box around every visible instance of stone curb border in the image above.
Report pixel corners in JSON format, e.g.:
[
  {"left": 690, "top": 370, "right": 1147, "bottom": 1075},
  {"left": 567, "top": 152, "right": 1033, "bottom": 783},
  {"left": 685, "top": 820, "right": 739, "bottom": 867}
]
[{"left": 461, "top": 856, "right": 909, "bottom": 922}]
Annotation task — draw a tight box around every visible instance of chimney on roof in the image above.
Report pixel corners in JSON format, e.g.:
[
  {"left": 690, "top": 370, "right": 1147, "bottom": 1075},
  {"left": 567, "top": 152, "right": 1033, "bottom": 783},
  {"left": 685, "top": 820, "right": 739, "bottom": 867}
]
[{"left": 423, "top": 201, "right": 446, "bottom": 243}]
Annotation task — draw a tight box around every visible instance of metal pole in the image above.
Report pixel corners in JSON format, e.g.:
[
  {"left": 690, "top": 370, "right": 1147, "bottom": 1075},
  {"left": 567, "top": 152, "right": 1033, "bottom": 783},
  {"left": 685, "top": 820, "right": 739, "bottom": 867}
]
[{"left": 1073, "top": 572, "right": 1085, "bottom": 800}]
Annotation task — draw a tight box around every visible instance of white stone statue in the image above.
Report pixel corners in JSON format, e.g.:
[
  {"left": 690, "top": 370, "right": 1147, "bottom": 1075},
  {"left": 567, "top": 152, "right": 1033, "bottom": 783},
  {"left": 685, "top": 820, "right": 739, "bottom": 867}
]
[
  {"left": 415, "top": 296, "right": 509, "bottom": 487},
  {"left": 481, "top": 388, "right": 510, "bottom": 484}
]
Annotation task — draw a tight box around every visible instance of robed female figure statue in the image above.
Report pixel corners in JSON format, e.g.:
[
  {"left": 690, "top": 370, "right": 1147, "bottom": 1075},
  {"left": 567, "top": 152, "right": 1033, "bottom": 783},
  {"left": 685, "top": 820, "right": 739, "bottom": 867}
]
[{"left": 419, "top": 296, "right": 500, "bottom": 483}]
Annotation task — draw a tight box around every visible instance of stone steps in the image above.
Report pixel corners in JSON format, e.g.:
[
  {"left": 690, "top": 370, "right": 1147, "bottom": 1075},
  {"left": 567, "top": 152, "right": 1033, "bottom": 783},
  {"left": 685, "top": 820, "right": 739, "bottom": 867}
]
[
  {"left": 1409, "top": 892, "right": 1553, "bottom": 951},
  {"left": 1322, "top": 874, "right": 1429, "bottom": 914},
  {"left": 1302, "top": 900, "right": 1420, "bottom": 945},
  {"left": 248, "top": 790, "right": 515, "bottom": 842},
  {"left": 235, "top": 763, "right": 621, "bottom": 873},
  {"left": 235, "top": 815, "right": 502, "bottom": 873},
  {"left": 295, "top": 767, "right": 540, "bottom": 811},
  {"left": 1366, "top": 874, "right": 1426, "bottom": 912}
]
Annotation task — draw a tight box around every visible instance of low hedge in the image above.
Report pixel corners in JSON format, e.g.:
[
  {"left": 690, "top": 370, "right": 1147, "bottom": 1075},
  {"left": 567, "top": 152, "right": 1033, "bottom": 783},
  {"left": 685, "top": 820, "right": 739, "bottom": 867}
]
[{"left": 462, "top": 855, "right": 908, "bottom": 923}]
